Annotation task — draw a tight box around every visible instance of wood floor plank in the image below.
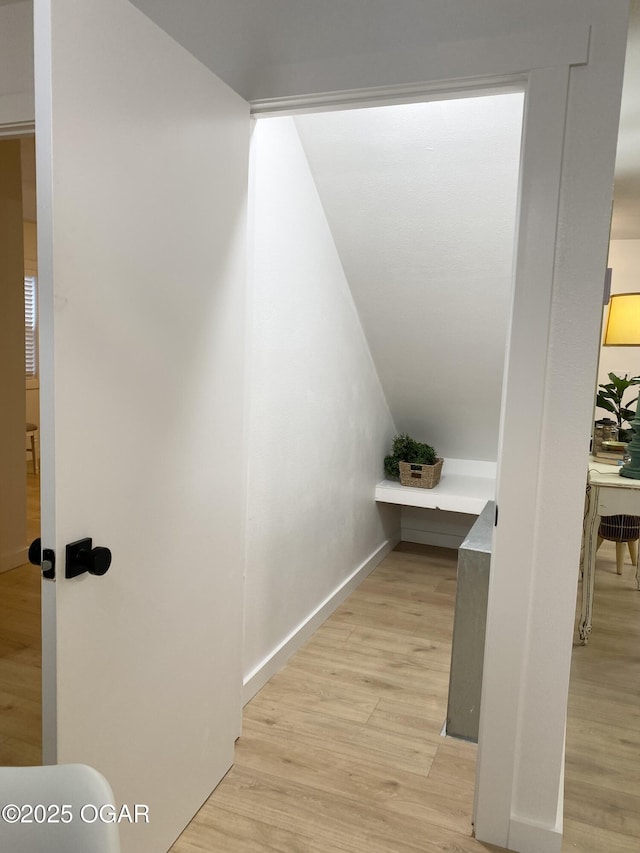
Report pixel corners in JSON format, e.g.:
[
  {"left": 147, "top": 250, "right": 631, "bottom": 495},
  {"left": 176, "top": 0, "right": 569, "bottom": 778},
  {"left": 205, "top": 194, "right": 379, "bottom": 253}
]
[
  {"left": 342, "top": 624, "right": 453, "bottom": 674},
  {"left": 171, "top": 802, "right": 350, "bottom": 853},
  {"left": 367, "top": 696, "right": 448, "bottom": 738},
  {"left": 0, "top": 735, "right": 41, "bottom": 766},
  {"left": 241, "top": 707, "right": 438, "bottom": 776},
  {"left": 564, "top": 539, "right": 640, "bottom": 850},
  {"left": 563, "top": 778, "right": 640, "bottom": 838},
  {"left": 562, "top": 818, "right": 640, "bottom": 853},
  {"left": 288, "top": 640, "right": 452, "bottom": 690},
  {"left": 257, "top": 668, "right": 380, "bottom": 724},
  {"left": 207, "top": 765, "right": 486, "bottom": 853},
  {"left": 427, "top": 738, "right": 478, "bottom": 789}
]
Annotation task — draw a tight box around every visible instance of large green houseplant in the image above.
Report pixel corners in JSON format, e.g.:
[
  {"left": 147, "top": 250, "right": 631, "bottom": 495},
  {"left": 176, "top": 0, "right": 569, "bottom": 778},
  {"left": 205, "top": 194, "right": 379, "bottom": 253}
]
[{"left": 596, "top": 372, "right": 640, "bottom": 442}]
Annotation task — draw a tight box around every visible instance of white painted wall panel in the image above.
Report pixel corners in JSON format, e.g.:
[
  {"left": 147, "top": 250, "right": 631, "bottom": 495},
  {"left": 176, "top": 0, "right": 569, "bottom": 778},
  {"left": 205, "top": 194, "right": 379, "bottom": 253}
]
[
  {"left": 295, "top": 95, "right": 523, "bottom": 460},
  {"left": 245, "top": 116, "right": 398, "bottom": 687},
  {"left": 401, "top": 506, "right": 476, "bottom": 550}
]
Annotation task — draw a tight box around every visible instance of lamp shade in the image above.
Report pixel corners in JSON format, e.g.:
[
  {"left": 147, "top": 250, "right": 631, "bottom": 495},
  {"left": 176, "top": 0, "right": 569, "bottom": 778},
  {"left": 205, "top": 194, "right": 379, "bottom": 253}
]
[{"left": 604, "top": 293, "right": 640, "bottom": 346}]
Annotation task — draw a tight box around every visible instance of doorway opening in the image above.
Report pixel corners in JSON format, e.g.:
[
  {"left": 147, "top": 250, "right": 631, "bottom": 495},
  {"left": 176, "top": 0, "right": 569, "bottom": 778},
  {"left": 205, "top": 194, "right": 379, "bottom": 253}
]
[
  {"left": 0, "top": 132, "right": 41, "bottom": 767},
  {"left": 242, "top": 90, "right": 525, "bottom": 818}
]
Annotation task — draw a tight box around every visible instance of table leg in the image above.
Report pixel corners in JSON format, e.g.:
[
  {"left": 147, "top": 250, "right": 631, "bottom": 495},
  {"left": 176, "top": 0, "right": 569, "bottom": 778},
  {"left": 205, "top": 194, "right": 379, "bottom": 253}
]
[{"left": 579, "top": 485, "right": 600, "bottom": 644}]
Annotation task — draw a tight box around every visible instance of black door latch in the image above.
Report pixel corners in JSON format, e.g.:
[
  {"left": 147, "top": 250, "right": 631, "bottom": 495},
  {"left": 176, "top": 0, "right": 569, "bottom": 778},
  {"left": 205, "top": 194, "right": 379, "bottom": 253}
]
[
  {"left": 65, "top": 538, "right": 112, "bottom": 579},
  {"left": 28, "top": 538, "right": 56, "bottom": 580}
]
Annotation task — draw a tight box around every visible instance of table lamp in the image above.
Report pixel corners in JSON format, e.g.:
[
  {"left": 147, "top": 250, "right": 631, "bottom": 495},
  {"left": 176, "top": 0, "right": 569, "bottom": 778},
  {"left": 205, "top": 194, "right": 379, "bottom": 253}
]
[{"left": 603, "top": 293, "right": 640, "bottom": 479}]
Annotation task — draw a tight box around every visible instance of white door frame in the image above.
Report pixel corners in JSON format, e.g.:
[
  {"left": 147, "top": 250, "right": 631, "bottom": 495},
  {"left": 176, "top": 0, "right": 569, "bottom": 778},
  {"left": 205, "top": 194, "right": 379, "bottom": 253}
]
[{"left": 248, "top": 12, "right": 627, "bottom": 853}]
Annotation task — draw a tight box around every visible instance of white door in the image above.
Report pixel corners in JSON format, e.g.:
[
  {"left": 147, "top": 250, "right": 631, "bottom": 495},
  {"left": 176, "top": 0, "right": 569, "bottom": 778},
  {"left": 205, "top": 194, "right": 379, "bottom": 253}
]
[{"left": 34, "top": 1, "right": 249, "bottom": 851}]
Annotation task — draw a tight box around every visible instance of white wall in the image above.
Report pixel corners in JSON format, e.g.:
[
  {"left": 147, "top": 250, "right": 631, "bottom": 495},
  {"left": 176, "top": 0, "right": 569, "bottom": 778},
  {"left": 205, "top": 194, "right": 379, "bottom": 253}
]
[
  {"left": 595, "top": 240, "right": 640, "bottom": 423},
  {"left": 295, "top": 95, "right": 523, "bottom": 461},
  {"left": 0, "top": 1, "right": 34, "bottom": 126},
  {"left": 130, "top": 0, "right": 620, "bottom": 104},
  {"left": 244, "top": 116, "right": 399, "bottom": 697},
  {"left": 401, "top": 507, "right": 475, "bottom": 549},
  {"left": 16, "top": 2, "right": 628, "bottom": 851}
]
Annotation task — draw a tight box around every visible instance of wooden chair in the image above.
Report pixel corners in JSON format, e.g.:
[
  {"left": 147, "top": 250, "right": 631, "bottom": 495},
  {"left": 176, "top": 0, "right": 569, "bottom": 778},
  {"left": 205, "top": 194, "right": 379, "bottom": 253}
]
[
  {"left": 597, "top": 514, "right": 640, "bottom": 575},
  {"left": 26, "top": 422, "right": 38, "bottom": 474}
]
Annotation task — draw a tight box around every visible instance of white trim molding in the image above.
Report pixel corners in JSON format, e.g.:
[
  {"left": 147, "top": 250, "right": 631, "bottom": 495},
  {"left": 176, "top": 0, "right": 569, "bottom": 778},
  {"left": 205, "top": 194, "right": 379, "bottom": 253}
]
[
  {"left": 242, "top": 534, "right": 400, "bottom": 705},
  {"left": 251, "top": 76, "right": 526, "bottom": 117},
  {"left": 474, "top": 5, "right": 629, "bottom": 850},
  {"left": 508, "top": 817, "right": 562, "bottom": 853},
  {"left": 250, "top": 23, "right": 591, "bottom": 117}
]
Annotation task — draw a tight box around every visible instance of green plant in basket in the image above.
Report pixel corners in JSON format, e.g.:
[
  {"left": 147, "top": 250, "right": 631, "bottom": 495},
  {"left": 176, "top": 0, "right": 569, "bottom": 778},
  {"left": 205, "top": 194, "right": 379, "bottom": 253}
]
[{"left": 384, "top": 433, "right": 438, "bottom": 480}]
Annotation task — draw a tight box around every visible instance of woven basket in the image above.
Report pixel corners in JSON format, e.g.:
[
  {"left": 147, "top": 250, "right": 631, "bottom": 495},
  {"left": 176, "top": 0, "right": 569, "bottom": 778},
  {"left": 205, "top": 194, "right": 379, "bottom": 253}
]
[{"left": 399, "top": 458, "right": 443, "bottom": 489}]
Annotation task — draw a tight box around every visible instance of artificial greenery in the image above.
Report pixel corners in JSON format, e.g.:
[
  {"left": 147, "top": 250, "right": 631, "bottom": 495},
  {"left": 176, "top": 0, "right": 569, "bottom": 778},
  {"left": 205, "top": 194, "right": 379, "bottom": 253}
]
[
  {"left": 384, "top": 433, "right": 438, "bottom": 480},
  {"left": 596, "top": 372, "right": 640, "bottom": 442}
]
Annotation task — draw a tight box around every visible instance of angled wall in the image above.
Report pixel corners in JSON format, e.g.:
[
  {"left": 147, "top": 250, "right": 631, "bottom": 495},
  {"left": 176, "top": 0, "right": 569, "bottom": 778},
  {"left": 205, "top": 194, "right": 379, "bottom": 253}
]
[
  {"left": 295, "top": 95, "right": 523, "bottom": 461},
  {"left": 244, "top": 116, "right": 398, "bottom": 698}
]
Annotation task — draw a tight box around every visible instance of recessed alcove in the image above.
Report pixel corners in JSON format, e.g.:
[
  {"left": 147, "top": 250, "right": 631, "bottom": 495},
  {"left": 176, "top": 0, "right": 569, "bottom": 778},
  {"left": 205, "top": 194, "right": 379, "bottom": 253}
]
[{"left": 245, "top": 93, "right": 523, "bottom": 686}]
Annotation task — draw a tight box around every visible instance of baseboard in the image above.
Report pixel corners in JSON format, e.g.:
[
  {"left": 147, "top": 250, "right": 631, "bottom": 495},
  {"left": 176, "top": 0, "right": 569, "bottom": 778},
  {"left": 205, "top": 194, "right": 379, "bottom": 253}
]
[
  {"left": 242, "top": 532, "right": 401, "bottom": 705},
  {"left": 507, "top": 816, "right": 563, "bottom": 853},
  {"left": 401, "top": 527, "right": 464, "bottom": 549},
  {"left": 0, "top": 547, "right": 29, "bottom": 574}
]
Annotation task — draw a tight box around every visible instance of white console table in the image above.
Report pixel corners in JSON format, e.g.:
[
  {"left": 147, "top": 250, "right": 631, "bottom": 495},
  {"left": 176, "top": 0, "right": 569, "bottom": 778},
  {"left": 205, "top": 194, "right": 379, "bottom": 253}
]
[
  {"left": 375, "top": 458, "right": 496, "bottom": 516},
  {"left": 580, "top": 459, "right": 640, "bottom": 644}
]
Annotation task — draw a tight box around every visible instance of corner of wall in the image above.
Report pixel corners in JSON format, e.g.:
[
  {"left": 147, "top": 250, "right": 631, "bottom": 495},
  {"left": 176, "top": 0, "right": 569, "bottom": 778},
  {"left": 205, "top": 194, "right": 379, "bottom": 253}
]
[{"left": 242, "top": 532, "right": 400, "bottom": 705}]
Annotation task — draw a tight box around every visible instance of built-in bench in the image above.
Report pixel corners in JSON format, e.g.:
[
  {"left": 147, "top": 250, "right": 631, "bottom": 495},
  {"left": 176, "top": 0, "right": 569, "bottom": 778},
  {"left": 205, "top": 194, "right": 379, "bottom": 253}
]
[{"left": 375, "top": 458, "right": 496, "bottom": 515}]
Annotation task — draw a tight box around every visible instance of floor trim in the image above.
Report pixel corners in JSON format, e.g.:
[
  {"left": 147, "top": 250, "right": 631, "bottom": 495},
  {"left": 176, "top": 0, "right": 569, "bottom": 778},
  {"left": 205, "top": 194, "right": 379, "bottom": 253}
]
[
  {"left": 242, "top": 533, "right": 401, "bottom": 705},
  {"left": 508, "top": 816, "right": 563, "bottom": 853}
]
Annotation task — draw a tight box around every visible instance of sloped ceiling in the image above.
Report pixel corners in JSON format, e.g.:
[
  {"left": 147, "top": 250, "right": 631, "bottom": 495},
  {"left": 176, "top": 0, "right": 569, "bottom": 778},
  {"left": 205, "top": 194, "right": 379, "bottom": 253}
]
[{"left": 293, "top": 94, "right": 524, "bottom": 460}]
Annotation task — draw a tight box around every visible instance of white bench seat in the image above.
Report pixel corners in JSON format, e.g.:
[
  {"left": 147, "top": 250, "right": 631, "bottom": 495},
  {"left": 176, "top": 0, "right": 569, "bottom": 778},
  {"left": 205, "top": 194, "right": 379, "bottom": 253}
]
[{"left": 375, "top": 458, "right": 496, "bottom": 516}]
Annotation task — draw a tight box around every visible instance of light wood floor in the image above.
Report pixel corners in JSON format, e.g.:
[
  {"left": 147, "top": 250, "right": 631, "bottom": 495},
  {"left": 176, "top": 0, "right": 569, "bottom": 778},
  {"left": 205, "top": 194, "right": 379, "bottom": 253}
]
[
  {"left": 1, "top": 479, "right": 639, "bottom": 852},
  {"left": 563, "top": 541, "right": 640, "bottom": 853},
  {"left": 0, "top": 468, "right": 41, "bottom": 766},
  {"left": 171, "top": 542, "right": 505, "bottom": 853}
]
